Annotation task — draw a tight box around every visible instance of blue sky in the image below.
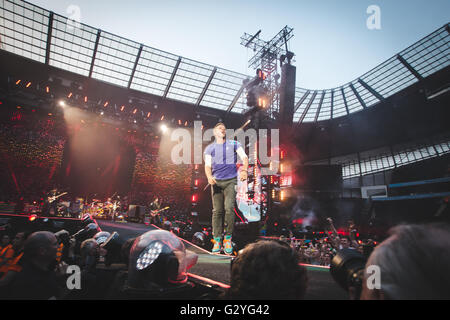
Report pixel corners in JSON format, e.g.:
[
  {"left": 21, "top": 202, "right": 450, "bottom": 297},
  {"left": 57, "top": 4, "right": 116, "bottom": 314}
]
[{"left": 30, "top": 0, "right": 450, "bottom": 89}]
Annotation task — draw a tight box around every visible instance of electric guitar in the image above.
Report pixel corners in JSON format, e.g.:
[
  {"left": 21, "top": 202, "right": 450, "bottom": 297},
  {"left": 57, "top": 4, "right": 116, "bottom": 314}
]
[
  {"left": 150, "top": 206, "right": 170, "bottom": 217},
  {"left": 47, "top": 192, "right": 68, "bottom": 203}
]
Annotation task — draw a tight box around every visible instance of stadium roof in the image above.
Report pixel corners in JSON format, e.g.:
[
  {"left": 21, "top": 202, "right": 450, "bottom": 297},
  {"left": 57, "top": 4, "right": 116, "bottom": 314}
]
[{"left": 1, "top": 0, "right": 449, "bottom": 123}]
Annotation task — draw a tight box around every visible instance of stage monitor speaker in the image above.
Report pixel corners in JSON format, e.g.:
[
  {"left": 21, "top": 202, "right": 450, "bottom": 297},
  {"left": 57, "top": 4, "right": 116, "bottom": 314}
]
[{"left": 127, "top": 205, "right": 146, "bottom": 219}]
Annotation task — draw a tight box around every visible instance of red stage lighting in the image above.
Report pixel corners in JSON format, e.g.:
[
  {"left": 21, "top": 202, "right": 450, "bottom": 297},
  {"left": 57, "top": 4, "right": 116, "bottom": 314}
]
[
  {"left": 280, "top": 175, "right": 292, "bottom": 187},
  {"left": 257, "top": 68, "right": 266, "bottom": 80}
]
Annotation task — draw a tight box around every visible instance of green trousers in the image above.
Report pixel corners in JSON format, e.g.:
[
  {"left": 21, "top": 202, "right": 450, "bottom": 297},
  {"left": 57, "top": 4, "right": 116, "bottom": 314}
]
[{"left": 211, "top": 177, "right": 237, "bottom": 238}]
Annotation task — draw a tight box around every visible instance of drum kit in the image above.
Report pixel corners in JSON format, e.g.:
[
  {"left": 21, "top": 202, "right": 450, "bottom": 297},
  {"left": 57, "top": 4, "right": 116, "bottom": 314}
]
[
  {"left": 88, "top": 198, "right": 122, "bottom": 220},
  {"left": 44, "top": 193, "right": 122, "bottom": 220}
]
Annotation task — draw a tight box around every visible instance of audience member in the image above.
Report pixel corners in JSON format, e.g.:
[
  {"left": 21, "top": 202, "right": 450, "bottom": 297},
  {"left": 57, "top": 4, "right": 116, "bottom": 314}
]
[
  {"left": 0, "top": 231, "right": 28, "bottom": 284},
  {"left": 8, "top": 231, "right": 62, "bottom": 299},
  {"left": 0, "top": 234, "right": 13, "bottom": 265},
  {"left": 360, "top": 223, "right": 450, "bottom": 300},
  {"left": 0, "top": 234, "right": 11, "bottom": 252},
  {"left": 226, "top": 240, "right": 308, "bottom": 300}
]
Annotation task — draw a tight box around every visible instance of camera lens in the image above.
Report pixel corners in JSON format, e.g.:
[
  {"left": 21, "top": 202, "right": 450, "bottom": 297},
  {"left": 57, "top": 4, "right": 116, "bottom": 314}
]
[{"left": 330, "top": 248, "right": 367, "bottom": 294}]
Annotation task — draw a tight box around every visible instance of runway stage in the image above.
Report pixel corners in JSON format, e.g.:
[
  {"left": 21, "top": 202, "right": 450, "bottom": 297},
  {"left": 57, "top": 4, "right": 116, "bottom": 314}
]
[{"left": 97, "top": 220, "right": 348, "bottom": 300}]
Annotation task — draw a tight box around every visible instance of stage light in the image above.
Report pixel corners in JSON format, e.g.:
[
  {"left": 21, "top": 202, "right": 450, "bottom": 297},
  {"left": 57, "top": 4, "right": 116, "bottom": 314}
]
[
  {"left": 178, "top": 119, "right": 182, "bottom": 125},
  {"left": 160, "top": 124, "right": 168, "bottom": 133},
  {"left": 29, "top": 214, "right": 37, "bottom": 222},
  {"left": 94, "top": 231, "right": 111, "bottom": 245},
  {"left": 147, "top": 112, "right": 151, "bottom": 118},
  {"left": 136, "top": 240, "right": 164, "bottom": 270},
  {"left": 280, "top": 175, "right": 292, "bottom": 187},
  {"left": 104, "top": 101, "right": 109, "bottom": 107},
  {"left": 257, "top": 68, "right": 266, "bottom": 81},
  {"left": 15, "top": 79, "right": 21, "bottom": 85},
  {"left": 160, "top": 115, "right": 165, "bottom": 121},
  {"left": 100, "top": 111, "right": 104, "bottom": 115},
  {"left": 133, "top": 108, "right": 137, "bottom": 114},
  {"left": 257, "top": 97, "right": 266, "bottom": 108},
  {"left": 191, "top": 194, "right": 198, "bottom": 202},
  {"left": 46, "top": 86, "right": 50, "bottom": 93},
  {"left": 58, "top": 100, "right": 66, "bottom": 107},
  {"left": 194, "top": 179, "right": 199, "bottom": 187},
  {"left": 68, "top": 92, "right": 73, "bottom": 98},
  {"left": 26, "top": 82, "right": 31, "bottom": 88},
  {"left": 84, "top": 96, "right": 88, "bottom": 103},
  {"left": 120, "top": 105, "right": 125, "bottom": 112},
  {"left": 128, "top": 230, "right": 197, "bottom": 288}
]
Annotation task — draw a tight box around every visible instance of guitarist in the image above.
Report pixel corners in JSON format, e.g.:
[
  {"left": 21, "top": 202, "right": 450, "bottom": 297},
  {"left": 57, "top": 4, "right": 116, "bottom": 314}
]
[
  {"left": 148, "top": 197, "right": 162, "bottom": 226},
  {"left": 42, "top": 189, "right": 59, "bottom": 216}
]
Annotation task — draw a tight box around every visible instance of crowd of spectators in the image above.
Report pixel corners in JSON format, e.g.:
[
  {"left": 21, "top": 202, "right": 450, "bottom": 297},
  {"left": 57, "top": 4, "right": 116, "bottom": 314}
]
[
  {"left": 0, "top": 221, "right": 124, "bottom": 299},
  {"left": 276, "top": 218, "right": 377, "bottom": 266},
  {"left": 1, "top": 211, "right": 449, "bottom": 300}
]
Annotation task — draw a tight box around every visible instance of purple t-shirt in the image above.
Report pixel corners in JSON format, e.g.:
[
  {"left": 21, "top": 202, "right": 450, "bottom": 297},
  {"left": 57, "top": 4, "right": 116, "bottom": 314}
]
[{"left": 204, "top": 140, "right": 242, "bottom": 180}]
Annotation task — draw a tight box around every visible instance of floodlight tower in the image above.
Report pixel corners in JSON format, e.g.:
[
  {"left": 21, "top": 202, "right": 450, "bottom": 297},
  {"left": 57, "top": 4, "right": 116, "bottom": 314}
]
[{"left": 240, "top": 26, "right": 294, "bottom": 119}]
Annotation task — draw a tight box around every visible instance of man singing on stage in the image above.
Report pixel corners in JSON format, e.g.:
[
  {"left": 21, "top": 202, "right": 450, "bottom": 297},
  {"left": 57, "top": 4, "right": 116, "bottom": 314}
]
[{"left": 204, "top": 123, "right": 248, "bottom": 254}]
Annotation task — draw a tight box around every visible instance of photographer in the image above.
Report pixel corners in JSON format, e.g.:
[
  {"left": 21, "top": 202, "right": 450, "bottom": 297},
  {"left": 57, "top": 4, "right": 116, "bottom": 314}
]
[
  {"left": 360, "top": 223, "right": 450, "bottom": 300},
  {"left": 65, "top": 238, "right": 112, "bottom": 299},
  {"left": 7, "top": 231, "right": 65, "bottom": 299}
]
